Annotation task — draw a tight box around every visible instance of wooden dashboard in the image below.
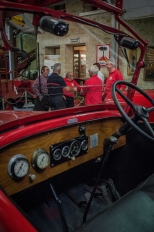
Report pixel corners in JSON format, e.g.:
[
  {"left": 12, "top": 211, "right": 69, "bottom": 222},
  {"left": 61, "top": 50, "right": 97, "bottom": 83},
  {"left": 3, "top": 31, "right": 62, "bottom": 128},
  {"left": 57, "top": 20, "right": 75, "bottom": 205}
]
[{"left": 0, "top": 118, "right": 125, "bottom": 195}]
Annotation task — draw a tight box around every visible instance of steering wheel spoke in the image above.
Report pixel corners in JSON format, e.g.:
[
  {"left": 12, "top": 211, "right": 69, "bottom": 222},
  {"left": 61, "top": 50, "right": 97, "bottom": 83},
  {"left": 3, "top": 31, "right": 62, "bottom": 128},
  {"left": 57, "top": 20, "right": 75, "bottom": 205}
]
[
  {"left": 112, "top": 81, "right": 154, "bottom": 142},
  {"left": 116, "top": 88, "right": 136, "bottom": 111},
  {"left": 147, "top": 106, "right": 154, "bottom": 113}
]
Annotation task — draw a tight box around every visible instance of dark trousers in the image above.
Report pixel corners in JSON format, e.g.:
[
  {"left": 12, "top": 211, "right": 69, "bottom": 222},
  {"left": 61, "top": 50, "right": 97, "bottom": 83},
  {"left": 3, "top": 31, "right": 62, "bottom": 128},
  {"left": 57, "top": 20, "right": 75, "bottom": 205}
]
[
  {"left": 49, "top": 95, "right": 67, "bottom": 110},
  {"left": 65, "top": 96, "right": 74, "bottom": 108},
  {"left": 34, "top": 96, "right": 49, "bottom": 111}
]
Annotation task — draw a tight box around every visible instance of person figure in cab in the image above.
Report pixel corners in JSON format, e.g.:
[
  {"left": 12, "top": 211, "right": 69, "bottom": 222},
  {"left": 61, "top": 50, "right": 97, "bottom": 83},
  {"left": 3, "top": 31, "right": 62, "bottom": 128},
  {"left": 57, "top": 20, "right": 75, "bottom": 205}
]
[
  {"left": 63, "top": 71, "right": 82, "bottom": 107},
  {"left": 47, "top": 63, "right": 77, "bottom": 110},
  {"left": 81, "top": 65, "right": 102, "bottom": 105},
  {"left": 32, "top": 65, "right": 50, "bottom": 111},
  {"left": 103, "top": 57, "right": 125, "bottom": 100}
]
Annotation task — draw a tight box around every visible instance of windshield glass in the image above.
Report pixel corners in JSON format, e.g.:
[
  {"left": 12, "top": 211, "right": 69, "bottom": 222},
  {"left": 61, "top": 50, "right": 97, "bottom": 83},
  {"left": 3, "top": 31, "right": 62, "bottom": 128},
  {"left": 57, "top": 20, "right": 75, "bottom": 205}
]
[{"left": 0, "top": 0, "right": 153, "bottom": 112}]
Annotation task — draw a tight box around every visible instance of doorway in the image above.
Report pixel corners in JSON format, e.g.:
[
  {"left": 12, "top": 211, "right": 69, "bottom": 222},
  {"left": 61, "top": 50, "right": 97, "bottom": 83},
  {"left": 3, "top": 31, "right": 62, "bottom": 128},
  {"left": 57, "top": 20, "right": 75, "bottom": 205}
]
[{"left": 73, "top": 46, "right": 86, "bottom": 78}]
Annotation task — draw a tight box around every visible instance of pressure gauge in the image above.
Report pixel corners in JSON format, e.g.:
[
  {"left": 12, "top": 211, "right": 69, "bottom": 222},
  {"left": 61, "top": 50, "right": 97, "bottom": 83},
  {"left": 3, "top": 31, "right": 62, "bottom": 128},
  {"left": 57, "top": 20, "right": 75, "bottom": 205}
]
[
  {"left": 31, "top": 148, "right": 49, "bottom": 170},
  {"left": 81, "top": 140, "right": 88, "bottom": 151},
  {"left": 8, "top": 154, "right": 30, "bottom": 179}
]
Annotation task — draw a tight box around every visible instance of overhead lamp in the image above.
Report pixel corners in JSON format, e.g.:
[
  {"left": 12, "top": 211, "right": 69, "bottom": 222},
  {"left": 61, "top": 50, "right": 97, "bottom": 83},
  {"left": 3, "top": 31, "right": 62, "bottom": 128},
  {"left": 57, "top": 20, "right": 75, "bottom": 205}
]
[
  {"left": 114, "top": 35, "right": 139, "bottom": 50},
  {"left": 39, "top": 16, "right": 69, "bottom": 36}
]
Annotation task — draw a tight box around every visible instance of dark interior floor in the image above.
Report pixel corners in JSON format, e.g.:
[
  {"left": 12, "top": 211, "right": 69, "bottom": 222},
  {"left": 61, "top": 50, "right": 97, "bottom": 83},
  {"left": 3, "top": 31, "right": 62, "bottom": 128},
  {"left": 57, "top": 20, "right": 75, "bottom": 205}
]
[{"left": 11, "top": 123, "right": 154, "bottom": 232}]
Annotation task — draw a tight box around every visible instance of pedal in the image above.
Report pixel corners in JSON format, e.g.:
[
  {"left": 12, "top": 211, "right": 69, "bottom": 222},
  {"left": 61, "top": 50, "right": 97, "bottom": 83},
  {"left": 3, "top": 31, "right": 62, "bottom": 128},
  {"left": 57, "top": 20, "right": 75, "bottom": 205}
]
[
  {"left": 108, "top": 178, "right": 121, "bottom": 202},
  {"left": 99, "top": 185, "right": 107, "bottom": 199},
  {"left": 85, "top": 192, "right": 93, "bottom": 205}
]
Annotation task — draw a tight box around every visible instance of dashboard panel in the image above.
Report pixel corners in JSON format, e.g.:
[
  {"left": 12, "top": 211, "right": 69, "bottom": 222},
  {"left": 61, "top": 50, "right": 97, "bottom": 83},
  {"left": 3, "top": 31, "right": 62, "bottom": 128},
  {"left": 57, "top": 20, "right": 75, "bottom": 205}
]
[{"left": 0, "top": 118, "right": 125, "bottom": 195}]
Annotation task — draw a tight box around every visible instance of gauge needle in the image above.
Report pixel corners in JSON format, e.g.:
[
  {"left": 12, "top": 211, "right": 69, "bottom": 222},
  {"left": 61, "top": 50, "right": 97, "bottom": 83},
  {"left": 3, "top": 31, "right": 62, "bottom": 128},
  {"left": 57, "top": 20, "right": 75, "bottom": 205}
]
[
  {"left": 17, "top": 162, "right": 23, "bottom": 174},
  {"left": 40, "top": 156, "right": 45, "bottom": 165},
  {"left": 73, "top": 146, "right": 77, "bottom": 151}
]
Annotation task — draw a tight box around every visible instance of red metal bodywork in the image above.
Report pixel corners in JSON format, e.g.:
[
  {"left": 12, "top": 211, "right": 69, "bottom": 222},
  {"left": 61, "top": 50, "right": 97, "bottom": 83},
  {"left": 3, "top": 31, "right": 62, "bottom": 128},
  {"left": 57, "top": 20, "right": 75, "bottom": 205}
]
[{"left": 0, "top": 187, "right": 37, "bottom": 232}]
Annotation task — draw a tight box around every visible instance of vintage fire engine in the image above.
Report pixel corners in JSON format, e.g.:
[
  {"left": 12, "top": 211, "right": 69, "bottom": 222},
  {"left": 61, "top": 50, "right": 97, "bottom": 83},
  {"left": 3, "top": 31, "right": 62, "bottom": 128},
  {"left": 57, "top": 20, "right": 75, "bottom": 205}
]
[{"left": 1, "top": 1, "right": 154, "bottom": 232}]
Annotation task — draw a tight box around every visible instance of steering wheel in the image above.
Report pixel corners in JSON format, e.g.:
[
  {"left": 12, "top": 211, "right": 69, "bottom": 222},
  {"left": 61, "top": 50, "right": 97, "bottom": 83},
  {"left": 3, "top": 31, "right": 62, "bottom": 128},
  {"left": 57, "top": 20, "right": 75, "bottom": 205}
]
[{"left": 112, "top": 81, "right": 154, "bottom": 141}]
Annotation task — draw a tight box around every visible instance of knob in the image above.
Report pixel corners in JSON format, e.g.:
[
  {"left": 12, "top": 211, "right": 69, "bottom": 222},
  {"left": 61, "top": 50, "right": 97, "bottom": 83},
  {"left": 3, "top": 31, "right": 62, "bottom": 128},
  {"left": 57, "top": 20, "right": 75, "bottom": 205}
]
[
  {"left": 79, "top": 125, "right": 86, "bottom": 135},
  {"left": 68, "top": 156, "right": 75, "bottom": 161},
  {"left": 29, "top": 174, "right": 36, "bottom": 181}
]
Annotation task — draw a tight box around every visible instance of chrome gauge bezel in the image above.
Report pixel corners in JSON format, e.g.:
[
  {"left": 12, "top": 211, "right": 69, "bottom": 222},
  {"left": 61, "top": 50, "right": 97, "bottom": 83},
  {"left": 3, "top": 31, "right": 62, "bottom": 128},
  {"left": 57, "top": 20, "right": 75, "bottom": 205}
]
[
  {"left": 62, "top": 146, "right": 70, "bottom": 157},
  {"left": 8, "top": 154, "right": 30, "bottom": 179},
  {"left": 31, "top": 148, "right": 49, "bottom": 170},
  {"left": 70, "top": 140, "right": 81, "bottom": 157},
  {"left": 81, "top": 140, "right": 88, "bottom": 151},
  {"left": 53, "top": 148, "right": 62, "bottom": 160}
]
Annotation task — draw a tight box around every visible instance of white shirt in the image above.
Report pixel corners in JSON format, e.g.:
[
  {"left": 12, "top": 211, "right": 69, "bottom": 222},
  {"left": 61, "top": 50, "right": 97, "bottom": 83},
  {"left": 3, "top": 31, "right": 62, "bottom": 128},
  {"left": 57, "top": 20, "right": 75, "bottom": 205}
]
[
  {"left": 97, "top": 71, "right": 104, "bottom": 83},
  {"left": 97, "top": 71, "right": 104, "bottom": 90}
]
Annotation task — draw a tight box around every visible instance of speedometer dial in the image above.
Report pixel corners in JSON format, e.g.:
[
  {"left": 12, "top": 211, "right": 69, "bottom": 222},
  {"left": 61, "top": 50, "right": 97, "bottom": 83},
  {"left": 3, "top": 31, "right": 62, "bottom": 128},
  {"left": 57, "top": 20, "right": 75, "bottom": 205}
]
[{"left": 70, "top": 140, "right": 81, "bottom": 157}]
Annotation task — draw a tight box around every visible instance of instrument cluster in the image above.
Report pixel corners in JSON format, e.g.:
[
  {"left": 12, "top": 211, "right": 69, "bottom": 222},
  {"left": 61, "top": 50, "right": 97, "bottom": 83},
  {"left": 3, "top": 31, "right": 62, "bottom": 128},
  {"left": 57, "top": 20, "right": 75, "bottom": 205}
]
[{"left": 50, "top": 135, "right": 88, "bottom": 167}]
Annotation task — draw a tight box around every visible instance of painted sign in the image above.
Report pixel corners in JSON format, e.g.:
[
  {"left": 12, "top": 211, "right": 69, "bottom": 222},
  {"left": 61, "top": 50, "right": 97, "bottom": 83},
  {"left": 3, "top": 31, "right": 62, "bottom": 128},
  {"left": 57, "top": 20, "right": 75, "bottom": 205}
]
[{"left": 96, "top": 44, "right": 110, "bottom": 66}]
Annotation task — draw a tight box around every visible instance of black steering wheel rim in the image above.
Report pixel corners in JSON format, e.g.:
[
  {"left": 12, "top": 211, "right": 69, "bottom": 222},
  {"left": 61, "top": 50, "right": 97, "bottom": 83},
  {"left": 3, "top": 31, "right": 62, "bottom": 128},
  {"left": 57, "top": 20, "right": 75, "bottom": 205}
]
[{"left": 112, "top": 81, "right": 154, "bottom": 142}]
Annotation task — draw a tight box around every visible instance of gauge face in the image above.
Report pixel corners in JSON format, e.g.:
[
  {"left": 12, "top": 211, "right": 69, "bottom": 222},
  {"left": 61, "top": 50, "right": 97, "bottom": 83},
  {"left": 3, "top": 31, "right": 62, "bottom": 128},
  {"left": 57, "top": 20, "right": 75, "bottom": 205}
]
[
  {"left": 62, "top": 146, "right": 70, "bottom": 157},
  {"left": 70, "top": 140, "right": 81, "bottom": 157},
  {"left": 31, "top": 148, "right": 49, "bottom": 170},
  {"left": 81, "top": 140, "right": 88, "bottom": 151},
  {"left": 36, "top": 152, "right": 49, "bottom": 169},
  {"left": 8, "top": 154, "right": 30, "bottom": 179},
  {"left": 14, "top": 159, "right": 29, "bottom": 178},
  {"left": 53, "top": 149, "right": 62, "bottom": 160}
]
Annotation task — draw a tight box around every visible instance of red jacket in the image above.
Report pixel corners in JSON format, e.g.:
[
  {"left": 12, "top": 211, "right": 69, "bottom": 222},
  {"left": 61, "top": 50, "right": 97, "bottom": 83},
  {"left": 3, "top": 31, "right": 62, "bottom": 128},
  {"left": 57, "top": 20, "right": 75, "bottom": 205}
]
[
  {"left": 104, "top": 69, "right": 125, "bottom": 95},
  {"left": 82, "top": 75, "right": 102, "bottom": 105},
  {"left": 63, "top": 78, "right": 81, "bottom": 97}
]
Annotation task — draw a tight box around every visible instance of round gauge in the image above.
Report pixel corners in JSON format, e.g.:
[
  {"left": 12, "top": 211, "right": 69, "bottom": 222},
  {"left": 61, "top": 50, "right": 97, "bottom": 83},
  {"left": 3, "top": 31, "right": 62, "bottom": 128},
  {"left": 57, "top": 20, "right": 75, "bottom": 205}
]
[
  {"left": 62, "top": 146, "right": 70, "bottom": 157},
  {"left": 31, "top": 148, "right": 49, "bottom": 170},
  {"left": 81, "top": 140, "right": 88, "bottom": 151},
  {"left": 8, "top": 154, "right": 30, "bottom": 179},
  {"left": 70, "top": 140, "right": 81, "bottom": 157},
  {"left": 53, "top": 149, "right": 62, "bottom": 160}
]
